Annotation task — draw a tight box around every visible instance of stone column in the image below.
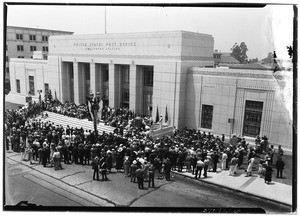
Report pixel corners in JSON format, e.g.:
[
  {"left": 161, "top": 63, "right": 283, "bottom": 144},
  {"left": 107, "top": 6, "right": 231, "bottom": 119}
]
[
  {"left": 66, "top": 63, "right": 71, "bottom": 102},
  {"left": 73, "top": 61, "right": 80, "bottom": 105},
  {"left": 108, "top": 63, "right": 116, "bottom": 107},
  {"left": 129, "top": 64, "right": 143, "bottom": 114},
  {"left": 98, "top": 64, "right": 103, "bottom": 95},
  {"left": 90, "top": 62, "right": 96, "bottom": 95}
]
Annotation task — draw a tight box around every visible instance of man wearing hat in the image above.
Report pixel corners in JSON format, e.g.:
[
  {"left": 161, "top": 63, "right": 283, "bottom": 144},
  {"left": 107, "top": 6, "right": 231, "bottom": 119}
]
[
  {"left": 275, "top": 157, "right": 285, "bottom": 178},
  {"left": 100, "top": 157, "right": 108, "bottom": 181},
  {"left": 164, "top": 158, "right": 172, "bottom": 181},
  {"left": 135, "top": 165, "right": 144, "bottom": 189},
  {"left": 91, "top": 156, "right": 100, "bottom": 181},
  {"left": 130, "top": 160, "right": 138, "bottom": 183}
]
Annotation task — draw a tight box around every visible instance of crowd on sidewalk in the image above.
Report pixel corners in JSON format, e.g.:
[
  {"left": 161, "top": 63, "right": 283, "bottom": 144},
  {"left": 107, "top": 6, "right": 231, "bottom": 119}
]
[{"left": 5, "top": 100, "right": 287, "bottom": 189}]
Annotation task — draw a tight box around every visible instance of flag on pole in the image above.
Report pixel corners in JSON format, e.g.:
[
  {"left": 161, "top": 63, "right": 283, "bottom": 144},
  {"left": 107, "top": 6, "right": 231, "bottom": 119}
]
[
  {"left": 97, "top": 99, "right": 103, "bottom": 122},
  {"left": 155, "top": 106, "right": 159, "bottom": 123},
  {"left": 87, "top": 100, "right": 94, "bottom": 121},
  {"left": 38, "top": 93, "right": 42, "bottom": 104},
  {"left": 165, "top": 105, "right": 168, "bottom": 123}
]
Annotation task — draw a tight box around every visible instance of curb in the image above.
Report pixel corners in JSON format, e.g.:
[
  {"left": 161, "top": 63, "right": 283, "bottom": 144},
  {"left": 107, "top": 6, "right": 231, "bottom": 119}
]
[{"left": 171, "top": 170, "right": 292, "bottom": 207}]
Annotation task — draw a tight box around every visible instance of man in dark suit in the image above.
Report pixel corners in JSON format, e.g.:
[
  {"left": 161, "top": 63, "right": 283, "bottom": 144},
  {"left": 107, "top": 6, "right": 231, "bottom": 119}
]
[
  {"left": 164, "top": 158, "right": 172, "bottom": 181},
  {"left": 91, "top": 156, "right": 99, "bottom": 181},
  {"left": 275, "top": 157, "right": 285, "bottom": 178},
  {"left": 135, "top": 166, "right": 144, "bottom": 189},
  {"left": 130, "top": 160, "right": 138, "bottom": 183},
  {"left": 212, "top": 151, "right": 219, "bottom": 172}
]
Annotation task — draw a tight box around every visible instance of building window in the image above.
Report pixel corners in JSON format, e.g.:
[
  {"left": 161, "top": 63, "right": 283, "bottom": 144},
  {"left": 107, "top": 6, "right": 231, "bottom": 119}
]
[
  {"left": 17, "top": 45, "right": 24, "bottom": 51},
  {"left": 6, "top": 56, "right": 9, "bottom": 62},
  {"left": 6, "top": 67, "right": 9, "bottom": 74},
  {"left": 42, "top": 46, "right": 48, "bottom": 52},
  {"left": 30, "top": 46, "right": 37, "bottom": 52},
  {"left": 29, "top": 35, "right": 36, "bottom": 41},
  {"left": 103, "top": 68, "right": 109, "bottom": 82},
  {"left": 6, "top": 44, "right": 8, "bottom": 50},
  {"left": 201, "top": 105, "right": 213, "bottom": 129},
  {"left": 29, "top": 76, "right": 35, "bottom": 95},
  {"left": 16, "top": 34, "right": 23, "bottom": 40},
  {"left": 18, "top": 56, "right": 24, "bottom": 58},
  {"left": 42, "top": 36, "right": 48, "bottom": 41},
  {"left": 143, "top": 92, "right": 153, "bottom": 116},
  {"left": 16, "top": 79, "right": 20, "bottom": 93},
  {"left": 122, "top": 66, "right": 129, "bottom": 84},
  {"left": 243, "top": 100, "right": 263, "bottom": 137},
  {"left": 44, "top": 83, "right": 49, "bottom": 95},
  {"left": 144, "top": 67, "right": 153, "bottom": 87},
  {"left": 122, "top": 90, "right": 130, "bottom": 108}
]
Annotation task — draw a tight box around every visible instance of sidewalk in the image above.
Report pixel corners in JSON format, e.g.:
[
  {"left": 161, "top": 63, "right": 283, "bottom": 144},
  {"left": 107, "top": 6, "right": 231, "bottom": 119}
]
[{"left": 172, "top": 166, "right": 293, "bottom": 206}]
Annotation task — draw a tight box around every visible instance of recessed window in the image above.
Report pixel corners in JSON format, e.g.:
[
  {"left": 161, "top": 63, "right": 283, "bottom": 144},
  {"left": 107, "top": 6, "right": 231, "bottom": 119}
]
[
  {"left": 16, "top": 34, "right": 23, "bottom": 40},
  {"left": 103, "top": 67, "right": 109, "bottom": 82},
  {"left": 243, "top": 100, "right": 263, "bottom": 137},
  {"left": 17, "top": 45, "right": 24, "bottom": 51},
  {"left": 42, "top": 36, "right": 48, "bottom": 41},
  {"left": 144, "top": 67, "right": 153, "bottom": 87},
  {"left": 42, "top": 46, "right": 48, "bottom": 52},
  {"left": 29, "top": 76, "right": 35, "bottom": 95},
  {"left": 122, "top": 66, "right": 129, "bottom": 84},
  {"left": 6, "top": 56, "right": 9, "bottom": 61},
  {"left": 16, "top": 79, "right": 20, "bottom": 93},
  {"left": 29, "top": 35, "right": 36, "bottom": 41},
  {"left": 201, "top": 105, "right": 213, "bottom": 129},
  {"left": 30, "top": 46, "right": 37, "bottom": 52},
  {"left": 44, "top": 83, "right": 49, "bottom": 95},
  {"left": 18, "top": 56, "right": 24, "bottom": 58}
]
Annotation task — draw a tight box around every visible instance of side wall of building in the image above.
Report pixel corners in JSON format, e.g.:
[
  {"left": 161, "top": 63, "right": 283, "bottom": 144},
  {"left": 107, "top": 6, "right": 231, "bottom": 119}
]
[{"left": 185, "top": 69, "right": 292, "bottom": 149}]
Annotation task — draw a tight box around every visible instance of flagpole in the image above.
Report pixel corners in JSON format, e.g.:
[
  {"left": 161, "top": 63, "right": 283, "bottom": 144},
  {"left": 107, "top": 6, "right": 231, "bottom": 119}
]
[{"left": 105, "top": 6, "right": 107, "bottom": 34}]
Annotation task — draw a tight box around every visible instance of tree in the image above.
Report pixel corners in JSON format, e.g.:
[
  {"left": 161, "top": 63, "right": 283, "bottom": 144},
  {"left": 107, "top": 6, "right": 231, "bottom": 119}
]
[
  {"left": 248, "top": 58, "right": 258, "bottom": 63},
  {"left": 261, "top": 52, "right": 273, "bottom": 64},
  {"left": 230, "top": 42, "right": 248, "bottom": 63}
]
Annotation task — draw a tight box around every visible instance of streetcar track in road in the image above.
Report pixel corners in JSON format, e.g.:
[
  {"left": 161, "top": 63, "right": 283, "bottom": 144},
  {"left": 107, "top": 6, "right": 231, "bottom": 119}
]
[
  {"left": 8, "top": 156, "right": 118, "bottom": 207},
  {"left": 59, "top": 171, "right": 86, "bottom": 180},
  {"left": 128, "top": 180, "right": 174, "bottom": 207},
  {"left": 22, "top": 174, "right": 85, "bottom": 206}
]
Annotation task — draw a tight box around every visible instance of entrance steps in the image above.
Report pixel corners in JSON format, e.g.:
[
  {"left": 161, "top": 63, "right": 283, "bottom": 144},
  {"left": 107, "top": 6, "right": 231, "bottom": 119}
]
[{"left": 37, "top": 111, "right": 115, "bottom": 134}]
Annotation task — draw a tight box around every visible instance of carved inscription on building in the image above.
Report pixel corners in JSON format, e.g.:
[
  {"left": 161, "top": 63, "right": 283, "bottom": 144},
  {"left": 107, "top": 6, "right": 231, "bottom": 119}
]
[{"left": 73, "top": 42, "right": 136, "bottom": 51}]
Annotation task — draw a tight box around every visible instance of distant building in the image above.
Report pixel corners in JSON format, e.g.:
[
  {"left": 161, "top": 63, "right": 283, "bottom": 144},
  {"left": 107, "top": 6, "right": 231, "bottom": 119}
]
[
  {"left": 213, "top": 50, "right": 240, "bottom": 66},
  {"left": 5, "top": 26, "right": 73, "bottom": 92}
]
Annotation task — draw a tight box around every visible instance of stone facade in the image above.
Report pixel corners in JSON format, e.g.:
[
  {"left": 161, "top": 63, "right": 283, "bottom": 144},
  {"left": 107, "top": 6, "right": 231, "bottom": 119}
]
[
  {"left": 7, "top": 30, "right": 292, "bottom": 150},
  {"left": 185, "top": 67, "right": 292, "bottom": 149}
]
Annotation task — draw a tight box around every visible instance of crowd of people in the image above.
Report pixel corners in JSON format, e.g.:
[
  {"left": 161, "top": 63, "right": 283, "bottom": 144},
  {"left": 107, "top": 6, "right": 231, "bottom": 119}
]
[{"left": 5, "top": 99, "right": 287, "bottom": 189}]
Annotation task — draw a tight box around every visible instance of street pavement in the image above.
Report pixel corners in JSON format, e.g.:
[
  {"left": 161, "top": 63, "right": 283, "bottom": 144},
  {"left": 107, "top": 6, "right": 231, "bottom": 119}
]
[
  {"left": 5, "top": 111, "right": 294, "bottom": 208},
  {"left": 172, "top": 166, "right": 293, "bottom": 206},
  {"left": 5, "top": 151, "right": 292, "bottom": 212}
]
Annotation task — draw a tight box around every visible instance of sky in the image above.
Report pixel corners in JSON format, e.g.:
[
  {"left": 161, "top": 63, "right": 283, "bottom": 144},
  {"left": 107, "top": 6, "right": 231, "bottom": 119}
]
[{"left": 5, "top": 3, "right": 294, "bottom": 60}]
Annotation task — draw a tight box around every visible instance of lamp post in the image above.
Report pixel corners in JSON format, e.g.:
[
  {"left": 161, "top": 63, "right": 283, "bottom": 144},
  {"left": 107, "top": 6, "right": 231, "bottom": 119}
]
[{"left": 89, "top": 92, "right": 101, "bottom": 135}]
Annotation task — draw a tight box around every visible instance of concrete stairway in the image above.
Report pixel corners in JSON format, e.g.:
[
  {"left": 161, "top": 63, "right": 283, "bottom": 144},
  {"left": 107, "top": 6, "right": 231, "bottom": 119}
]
[{"left": 37, "top": 111, "right": 115, "bottom": 134}]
